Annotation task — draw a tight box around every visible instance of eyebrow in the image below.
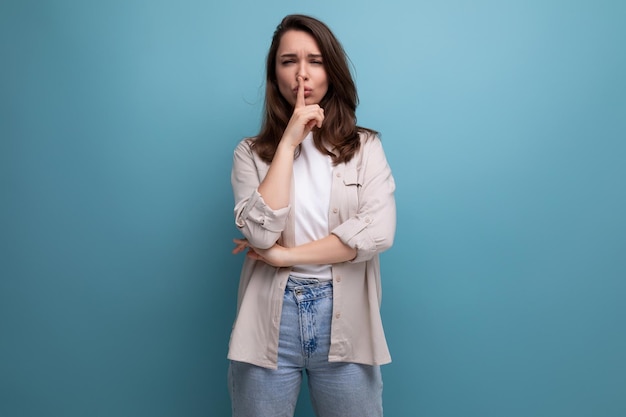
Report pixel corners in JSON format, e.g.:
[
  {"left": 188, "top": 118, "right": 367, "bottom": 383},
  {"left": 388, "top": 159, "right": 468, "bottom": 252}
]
[{"left": 279, "top": 53, "right": 323, "bottom": 59}]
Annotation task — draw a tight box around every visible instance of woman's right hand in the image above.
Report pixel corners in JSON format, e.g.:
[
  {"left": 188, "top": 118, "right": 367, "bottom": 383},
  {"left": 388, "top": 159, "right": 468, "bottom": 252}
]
[
  {"left": 281, "top": 76, "right": 325, "bottom": 148},
  {"left": 257, "top": 76, "right": 322, "bottom": 210}
]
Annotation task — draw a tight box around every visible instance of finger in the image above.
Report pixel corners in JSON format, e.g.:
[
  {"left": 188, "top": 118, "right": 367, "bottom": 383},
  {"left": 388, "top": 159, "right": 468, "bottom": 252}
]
[
  {"left": 232, "top": 244, "right": 247, "bottom": 254},
  {"left": 305, "top": 119, "right": 317, "bottom": 132},
  {"left": 316, "top": 108, "right": 324, "bottom": 128},
  {"left": 305, "top": 109, "right": 324, "bottom": 131},
  {"left": 231, "top": 238, "right": 248, "bottom": 254},
  {"left": 296, "top": 75, "right": 305, "bottom": 109},
  {"left": 246, "top": 249, "right": 262, "bottom": 261}
]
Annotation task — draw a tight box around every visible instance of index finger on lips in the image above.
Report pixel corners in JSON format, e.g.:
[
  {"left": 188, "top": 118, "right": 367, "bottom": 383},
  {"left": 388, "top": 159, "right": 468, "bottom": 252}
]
[{"left": 296, "top": 76, "right": 306, "bottom": 108}]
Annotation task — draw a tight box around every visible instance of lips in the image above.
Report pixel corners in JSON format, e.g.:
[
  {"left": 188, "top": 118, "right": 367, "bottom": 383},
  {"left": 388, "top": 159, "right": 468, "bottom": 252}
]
[{"left": 294, "top": 89, "right": 312, "bottom": 99}]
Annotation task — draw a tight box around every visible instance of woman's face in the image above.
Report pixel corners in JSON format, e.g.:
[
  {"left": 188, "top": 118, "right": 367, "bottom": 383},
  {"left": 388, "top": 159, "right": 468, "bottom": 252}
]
[{"left": 275, "top": 30, "right": 328, "bottom": 107}]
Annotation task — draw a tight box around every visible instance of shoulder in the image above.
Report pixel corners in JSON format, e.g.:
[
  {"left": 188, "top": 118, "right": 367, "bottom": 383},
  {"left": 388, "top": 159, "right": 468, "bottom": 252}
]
[
  {"left": 356, "top": 128, "right": 385, "bottom": 156},
  {"left": 353, "top": 129, "right": 392, "bottom": 176},
  {"left": 234, "top": 136, "right": 256, "bottom": 152},
  {"left": 357, "top": 128, "right": 382, "bottom": 146},
  {"left": 233, "top": 137, "right": 259, "bottom": 160},
  {"left": 232, "top": 137, "right": 272, "bottom": 171}
]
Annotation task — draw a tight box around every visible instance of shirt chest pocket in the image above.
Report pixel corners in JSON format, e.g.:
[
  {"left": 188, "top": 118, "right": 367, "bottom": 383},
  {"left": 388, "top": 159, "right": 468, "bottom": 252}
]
[{"left": 342, "top": 168, "right": 361, "bottom": 218}]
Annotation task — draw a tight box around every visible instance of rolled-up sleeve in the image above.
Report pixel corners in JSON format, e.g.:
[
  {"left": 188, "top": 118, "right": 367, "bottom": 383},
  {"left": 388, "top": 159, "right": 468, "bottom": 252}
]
[
  {"left": 231, "top": 140, "right": 290, "bottom": 249},
  {"left": 331, "top": 137, "right": 396, "bottom": 263}
]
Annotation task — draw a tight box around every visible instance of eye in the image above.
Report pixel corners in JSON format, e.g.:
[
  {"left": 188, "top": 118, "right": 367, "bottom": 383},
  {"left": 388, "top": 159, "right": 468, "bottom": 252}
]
[{"left": 311, "top": 60, "right": 323, "bottom": 65}]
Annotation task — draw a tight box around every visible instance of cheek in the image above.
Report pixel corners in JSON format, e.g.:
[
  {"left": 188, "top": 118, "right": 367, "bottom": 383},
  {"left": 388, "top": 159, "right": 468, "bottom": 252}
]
[
  {"left": 319, "top": 74, "right": 329, "bottom": 93},
  {"left": 317, "top": 70, "right": 329, "bottom": 88},
  {"left": 276, "top": 79, "right": 290, "bottom": 97},
  {"left": 274, "top": 76, "right": 293, "bottom": 103},
  {"left": 276, "top": 64, "right": 293, "bottom": 79}
]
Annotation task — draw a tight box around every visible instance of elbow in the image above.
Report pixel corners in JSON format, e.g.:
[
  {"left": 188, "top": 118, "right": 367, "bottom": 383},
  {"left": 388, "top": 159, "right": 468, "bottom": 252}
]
[
  {"left": 248, "top": 237, "right": 278, "bottom": 250},
  {"left": 377, "top": 232, "right": 395, "bottom": 254},
  {"left": 348, "top": 230, "right": 395, "bottom": 264},
  {"left": 237, "top": 225, "right": 280, "bottom": 250},
  {"left": 378, "top": 210, "right": 396, "bottom": 253}
]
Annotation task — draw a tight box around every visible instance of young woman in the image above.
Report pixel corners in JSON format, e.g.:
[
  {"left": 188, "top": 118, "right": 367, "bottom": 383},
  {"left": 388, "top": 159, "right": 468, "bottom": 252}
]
[{"left": 229, "top": 14, "right": 396, "bottom": 417}]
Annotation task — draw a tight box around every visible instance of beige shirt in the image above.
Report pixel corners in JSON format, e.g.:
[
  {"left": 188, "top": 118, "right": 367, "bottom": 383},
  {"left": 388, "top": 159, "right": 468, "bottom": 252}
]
[{"left": 228, "top": 132, "right": 396, "bottom": 369}]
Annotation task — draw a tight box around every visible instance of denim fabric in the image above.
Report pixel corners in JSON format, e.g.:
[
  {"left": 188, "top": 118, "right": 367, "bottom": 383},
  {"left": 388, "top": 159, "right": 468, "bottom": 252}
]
[{"left": 229, "top": 277, "right": 383, "bottom": 417}]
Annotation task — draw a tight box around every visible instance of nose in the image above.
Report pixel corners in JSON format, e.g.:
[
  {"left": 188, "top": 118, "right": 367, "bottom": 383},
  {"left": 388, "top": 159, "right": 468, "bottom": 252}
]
[{"left": 297, "top": 64, "right": 309, "bottom": 81}]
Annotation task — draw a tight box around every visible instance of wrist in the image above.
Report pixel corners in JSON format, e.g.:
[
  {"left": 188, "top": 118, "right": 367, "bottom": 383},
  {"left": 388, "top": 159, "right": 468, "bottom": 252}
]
[
  {"left": 277, "top": 140, "right": 298, "bottom": 154},
  {"left": 282, "top": 246, "right": 295, "bottom": 267},
  {"left": 280, "top": 127, "right": 306, "bottom": 149}
]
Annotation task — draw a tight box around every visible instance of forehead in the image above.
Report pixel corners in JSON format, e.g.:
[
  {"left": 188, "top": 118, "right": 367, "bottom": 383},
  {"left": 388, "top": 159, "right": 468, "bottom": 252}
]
[{"left": 277, "top": 30, "right": 321, "bottom": 54}]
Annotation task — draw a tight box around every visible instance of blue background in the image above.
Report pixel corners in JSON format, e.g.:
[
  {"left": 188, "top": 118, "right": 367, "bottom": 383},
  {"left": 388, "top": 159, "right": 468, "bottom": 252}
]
[{"left": 1, "top": 1, "right": 625, "bottom": 416}]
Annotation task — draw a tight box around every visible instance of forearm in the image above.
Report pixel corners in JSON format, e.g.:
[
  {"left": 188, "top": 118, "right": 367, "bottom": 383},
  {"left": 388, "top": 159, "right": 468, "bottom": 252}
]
[
  {"left": 257, "top": 143, "right": 296, "bottom": 209},
  {"left": 243, "top": 233, "right": 357, "bottom": 267},
  {"left": 286, "top": 234, "right": 356, "bottom": 265}
]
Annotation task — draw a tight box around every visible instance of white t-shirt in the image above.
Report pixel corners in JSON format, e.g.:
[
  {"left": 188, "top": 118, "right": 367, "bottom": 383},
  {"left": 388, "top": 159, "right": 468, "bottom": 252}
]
[{"left": 291, "top": 133, "right": 333, "bottom": 280}]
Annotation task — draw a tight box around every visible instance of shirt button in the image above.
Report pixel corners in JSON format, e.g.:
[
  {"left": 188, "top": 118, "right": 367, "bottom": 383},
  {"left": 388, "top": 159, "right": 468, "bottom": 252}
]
[
  {"left": 335, "top": 313, "right": 341, "bottom": 319},
  {"left": 336, "top": 172, "right": 341, "bottom": 178},
  {"left": 365, "top": 217, "right": 371, "bottom": 223},
  {"left": 335, "top": 276, "right": 341, "bottom": 283},
  {"left": 332, "top": 208, "right": 338, "bottom": 214}
]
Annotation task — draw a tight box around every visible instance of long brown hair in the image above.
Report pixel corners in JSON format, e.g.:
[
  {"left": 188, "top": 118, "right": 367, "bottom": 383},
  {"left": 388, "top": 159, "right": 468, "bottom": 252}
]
[{"left": 252, "top": 14, "right": 376, "bottom": 165}]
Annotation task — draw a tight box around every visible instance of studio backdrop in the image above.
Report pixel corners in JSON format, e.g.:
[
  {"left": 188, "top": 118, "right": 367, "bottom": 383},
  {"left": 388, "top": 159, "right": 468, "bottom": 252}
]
[{"left": 1, "top": 0, "right": 625, "bottom": 416}]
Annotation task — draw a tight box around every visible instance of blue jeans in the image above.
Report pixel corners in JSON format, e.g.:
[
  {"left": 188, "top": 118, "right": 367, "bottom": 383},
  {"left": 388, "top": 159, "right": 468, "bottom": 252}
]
[{"left": 229, "top": 277, "right": 383, "bottom": 417}]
